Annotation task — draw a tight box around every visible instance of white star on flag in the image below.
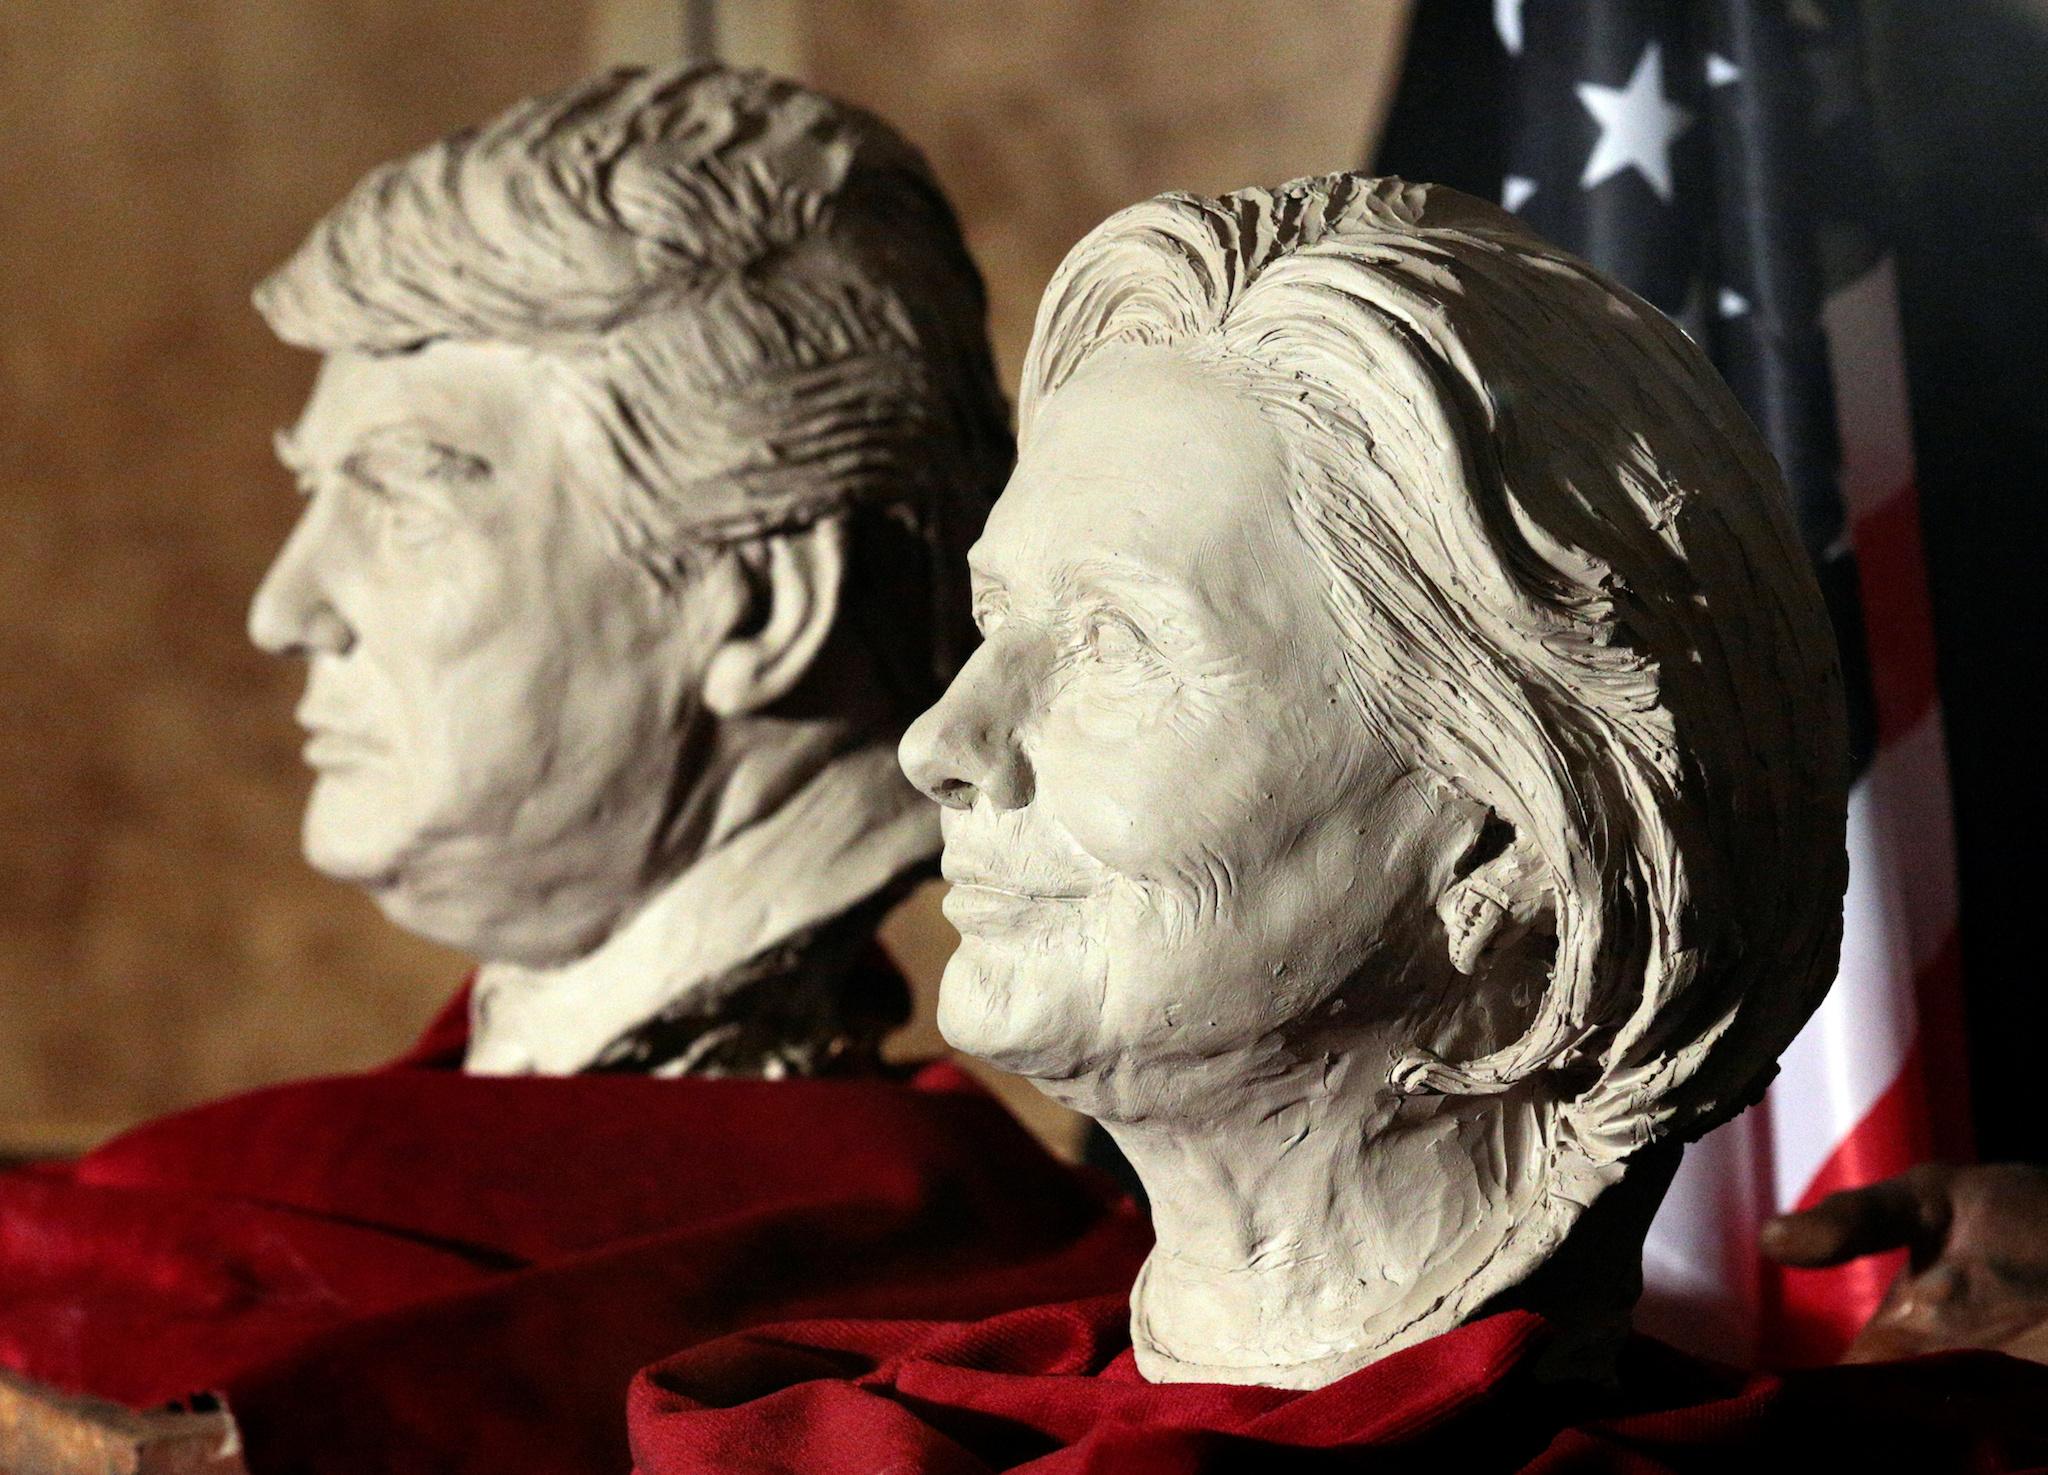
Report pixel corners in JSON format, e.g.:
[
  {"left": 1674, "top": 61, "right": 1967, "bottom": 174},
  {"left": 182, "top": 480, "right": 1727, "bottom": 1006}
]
[
  {"left": 1576, "top": 43, "right": 1695, "bottom": 203},
  {"left": 1494, "top": 0, "right": 1525, "bottom": 55}
]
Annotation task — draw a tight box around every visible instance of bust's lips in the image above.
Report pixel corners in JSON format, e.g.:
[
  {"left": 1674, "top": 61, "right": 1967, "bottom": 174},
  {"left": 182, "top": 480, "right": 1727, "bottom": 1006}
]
[
  {"left": 942, "top": 874, "right": 1091, "bottom": 901},
  {"left": 938, "top": 826, "right": 1104, "bottom": 932},
  {"left": 940, "top": 880, "right": 1087, "bottom": 933},
  {"left": 299, "top": 724, "right": 386, "bottom": 769},
  {"left": 938, "top": 847, "right": 1098, "bottom": 936},
  {"left": 939, "top": 849, "right": 1096, "bottom": 902}
]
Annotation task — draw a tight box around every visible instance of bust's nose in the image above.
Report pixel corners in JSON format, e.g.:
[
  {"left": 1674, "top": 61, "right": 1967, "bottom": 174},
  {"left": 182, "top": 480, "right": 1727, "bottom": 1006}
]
[
  {"left": 899, "top": 634, "right": 1036, "bottom": 812},
  {"left": 248, "top": 503, "right": 354, "bottom": 658}
]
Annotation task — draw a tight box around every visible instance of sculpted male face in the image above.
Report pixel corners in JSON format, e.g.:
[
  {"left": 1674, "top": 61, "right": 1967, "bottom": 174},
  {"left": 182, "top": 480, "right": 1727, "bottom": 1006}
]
[
  {"left": 252, "top": 342, "right": 733, "bottom": 964},
  {"left": 902, "top": 346, "right": 1474, "bottom": 1092},
  {"left": 243, "top": 66, "right": 1008, "bottom": 1074}
]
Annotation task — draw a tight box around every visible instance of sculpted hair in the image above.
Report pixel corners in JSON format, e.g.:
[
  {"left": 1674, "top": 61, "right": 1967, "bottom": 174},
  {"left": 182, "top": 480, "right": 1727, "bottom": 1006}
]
[
  {"left": 1021, "top": 174, "right": 1849, "bottom": 1188},
  {"left": 256, "top": 64, "right": 1010, "bottom": 709}
]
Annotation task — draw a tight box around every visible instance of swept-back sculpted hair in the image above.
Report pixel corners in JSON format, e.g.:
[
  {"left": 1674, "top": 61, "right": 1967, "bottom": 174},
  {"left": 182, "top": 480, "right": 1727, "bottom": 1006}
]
[
  {"left": 257, "top": 64, "right": 1011, "bottom": 713},
  {"left": 1023, "top": 175, "right": 1848, "bottom": 1192}
]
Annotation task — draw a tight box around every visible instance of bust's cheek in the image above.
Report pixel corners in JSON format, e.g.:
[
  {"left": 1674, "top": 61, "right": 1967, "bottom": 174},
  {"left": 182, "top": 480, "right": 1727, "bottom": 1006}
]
[
  {"left": 1059, "top": 670, "right": 1178, "bottom": 748},
  {"left": 1035, "top": 684, "right": 1270, "bottom": 880},
  {"left": 360, "top": 544, "right": 554, "bottom": 794},
  {"left": 386, "top": 531, "right": 524, "bottom": 659}
]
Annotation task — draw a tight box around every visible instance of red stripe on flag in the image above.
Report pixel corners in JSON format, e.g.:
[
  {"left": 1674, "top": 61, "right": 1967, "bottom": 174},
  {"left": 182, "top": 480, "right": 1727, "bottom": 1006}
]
[
  {"left": 1848, "top": 480, "right": 1941, "bottom": 746},
  {"left": 1912, "top": 928, "right": 1973, "bottom": 1163},
  {"left": 1760, "top": 1040, "right": 1932, "bottom": 1366}
]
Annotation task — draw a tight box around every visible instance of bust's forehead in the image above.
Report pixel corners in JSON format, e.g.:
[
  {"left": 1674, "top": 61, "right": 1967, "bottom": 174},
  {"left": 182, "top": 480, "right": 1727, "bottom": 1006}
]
[
  {"left": 984, "top": 347, "right": 1276, "bottom": 561},
  {"left": 285, "top": 342, "right": 556, "bottom": 468},
  {"left": 973, "top": 344, "right": 1328, "bottom": 650}
]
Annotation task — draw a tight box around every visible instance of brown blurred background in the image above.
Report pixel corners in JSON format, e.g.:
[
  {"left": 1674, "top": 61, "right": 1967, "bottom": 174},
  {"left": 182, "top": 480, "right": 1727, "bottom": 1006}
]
[{"left": 0, "top": 1, "right": 1414, "bottom": 1155}]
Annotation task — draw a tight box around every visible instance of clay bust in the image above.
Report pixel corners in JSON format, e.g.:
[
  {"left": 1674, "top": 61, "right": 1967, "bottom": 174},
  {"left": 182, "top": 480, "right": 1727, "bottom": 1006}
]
[
  {"left": 900, "top": 174, "right": 1849, "bottom": 1388},
  {"left": 250, "top": 66, "right": 1009, "bottom": 1076}
]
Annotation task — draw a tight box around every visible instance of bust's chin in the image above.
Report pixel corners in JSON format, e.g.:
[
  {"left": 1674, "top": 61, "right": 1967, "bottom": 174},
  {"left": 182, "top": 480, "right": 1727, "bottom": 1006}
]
[
  {"left": 301, "top": 831, "right": 403, "bottom": 900},
  {"left": 303, "top": 812, "right": 621, "bottom": 968},
  {"left": 364, "top": 868, "right": 620, "bottom": 968},
  {"left": 298, "top": 775, "right": 418, "bottom": 885},
  {"left": 934, "top": 947, "right": 1110, "bottom": 1087}
]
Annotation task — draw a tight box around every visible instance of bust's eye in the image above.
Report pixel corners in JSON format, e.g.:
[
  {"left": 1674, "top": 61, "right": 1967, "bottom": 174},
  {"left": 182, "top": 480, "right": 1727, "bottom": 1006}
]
[
  {"left": 382, "top": 494, "right": 448, "bottom": 539},
  {"left": 1083, "top": 610, "right": 1147, "bottom": 663},
  {"left": 972, "top": 595, "right": 1007, "bottom": 636},
  {"left": 345, "top": 479, "right": 453, "bottom": 550}
]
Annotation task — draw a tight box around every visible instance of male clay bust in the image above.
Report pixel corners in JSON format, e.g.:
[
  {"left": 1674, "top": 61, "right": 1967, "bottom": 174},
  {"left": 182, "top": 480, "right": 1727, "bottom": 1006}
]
[
  {"left": 250, "top": 66, "right": 1010, "bottom": 1076},
  {"left": 0, "top": 73, "right": 1151, "bottom": 1475},
  {"left": 900, "top": 174, "right": 1850, "bottom": 1388}
]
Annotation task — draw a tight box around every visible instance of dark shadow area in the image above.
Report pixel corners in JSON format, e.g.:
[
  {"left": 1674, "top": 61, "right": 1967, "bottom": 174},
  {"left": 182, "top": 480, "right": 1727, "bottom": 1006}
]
[{"left": 1870, "top": 0, "right": 2048, "bottom": 1162}]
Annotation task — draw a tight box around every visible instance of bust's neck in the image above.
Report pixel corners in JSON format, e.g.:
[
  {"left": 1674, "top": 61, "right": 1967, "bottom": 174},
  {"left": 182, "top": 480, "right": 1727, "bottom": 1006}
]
[
  {"left": 1094, "top": 1050, "right": 1566, "bottom": 1388},
  {"left": 465, "top": 742, "right": 935, "bottom": 1076}
]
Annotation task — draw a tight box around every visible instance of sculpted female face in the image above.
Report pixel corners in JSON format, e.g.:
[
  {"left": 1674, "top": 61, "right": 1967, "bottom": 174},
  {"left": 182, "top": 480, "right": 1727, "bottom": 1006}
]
[{"left": 900, "top": 344, "right": 1475, "bottom": 1097}]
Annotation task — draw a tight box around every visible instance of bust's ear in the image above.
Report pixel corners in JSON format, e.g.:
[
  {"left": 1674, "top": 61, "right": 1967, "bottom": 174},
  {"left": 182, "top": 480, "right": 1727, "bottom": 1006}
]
[
  {"left": 701, "top": 515, "right": 849, "bottom": 719},
  {"left": 1435, "top": 814, "right": 1554, "bottom": 977}
]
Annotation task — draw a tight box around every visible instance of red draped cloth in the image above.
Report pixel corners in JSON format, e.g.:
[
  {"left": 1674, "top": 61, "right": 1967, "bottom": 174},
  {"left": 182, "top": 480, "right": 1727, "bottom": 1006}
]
[
  {"left": 628, "top": 1294, "right": 2048, "bottom": 1474},
  {"left": 0, "top": 980, "right": 1150, "bottom": 1475}
]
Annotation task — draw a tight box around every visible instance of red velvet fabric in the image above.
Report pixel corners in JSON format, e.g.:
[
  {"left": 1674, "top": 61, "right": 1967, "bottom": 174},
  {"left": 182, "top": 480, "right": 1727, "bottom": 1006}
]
[
  {"left": 628, "top": 1294, "right": 2048, "bottom": 1474},
  {"left": 0, "top": 981, "right": 1150, "bottom": 1475}
]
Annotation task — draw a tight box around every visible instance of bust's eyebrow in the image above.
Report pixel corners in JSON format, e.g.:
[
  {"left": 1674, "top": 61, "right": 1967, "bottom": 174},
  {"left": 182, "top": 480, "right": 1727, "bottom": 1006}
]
[
  {"left": 1058, "top": 556, "right": 1194, "bottom": 622},
  {"left": 347, "top": 427, "right": 493, "bottom": 487},
  {"left": 965, "top": 548, "right": 1005, "bottom": 590},
  {"left": 1065, "top": 556, "right": 1170, "bottom": 594},
  {"left": 272, "top": 427, "right": 310, "bottom": 478},
  {"left": 967, "top": 552, "right": 1192, "bottom": 623},
  {"left": 1059, "top": 557, "right": 1210, "bottom": 652}
]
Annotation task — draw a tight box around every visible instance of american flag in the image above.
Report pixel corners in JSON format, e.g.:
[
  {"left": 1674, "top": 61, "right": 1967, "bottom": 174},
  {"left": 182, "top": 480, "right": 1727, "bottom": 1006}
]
[{"left": 1378, "top": 0, "right": 1971, "bottom": 1365}]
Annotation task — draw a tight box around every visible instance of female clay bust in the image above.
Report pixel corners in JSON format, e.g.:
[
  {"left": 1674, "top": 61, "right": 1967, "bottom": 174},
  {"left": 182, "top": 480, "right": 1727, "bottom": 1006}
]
[{"left": 900, "top": 173, "right": 1850, "bottom": 1388}]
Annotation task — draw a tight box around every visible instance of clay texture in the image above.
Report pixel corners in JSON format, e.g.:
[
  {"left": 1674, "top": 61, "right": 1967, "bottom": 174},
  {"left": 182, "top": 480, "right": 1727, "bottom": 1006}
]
[
  {"left": 251, "top": 65, "right": 1009, "bottom": 1075},
  {"left": 901, "top": 174, "right": 1849, "bottom": 1387}
]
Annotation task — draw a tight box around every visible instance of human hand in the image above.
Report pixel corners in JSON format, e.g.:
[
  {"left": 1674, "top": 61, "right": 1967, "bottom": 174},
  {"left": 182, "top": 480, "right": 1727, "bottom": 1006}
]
[{"left": 1760, "top": 1163, "right": 2048, "bottom": 1364}]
